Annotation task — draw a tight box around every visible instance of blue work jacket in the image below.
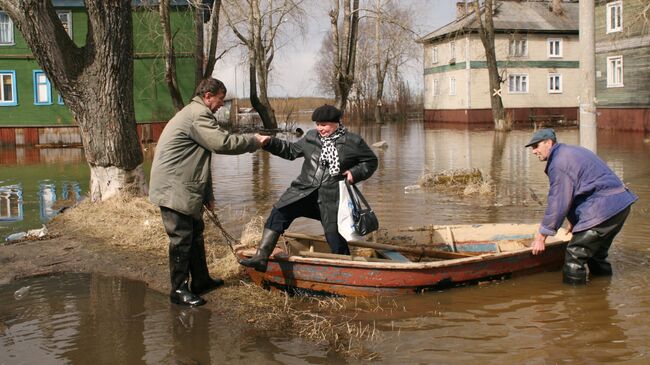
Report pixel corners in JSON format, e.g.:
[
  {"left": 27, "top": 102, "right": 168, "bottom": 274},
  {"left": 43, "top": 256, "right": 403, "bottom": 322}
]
[{"left": 540, "top": 143, "right": 637, "bottom": 236}]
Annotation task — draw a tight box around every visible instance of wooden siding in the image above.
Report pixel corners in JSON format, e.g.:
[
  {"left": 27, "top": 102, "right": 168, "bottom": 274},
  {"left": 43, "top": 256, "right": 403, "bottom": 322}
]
[
  {"left": 595, "top": 47, "right": 650, "bottom": 108},
  {"left": 596, "top": 108, "right": 650, "bottom": 131}
]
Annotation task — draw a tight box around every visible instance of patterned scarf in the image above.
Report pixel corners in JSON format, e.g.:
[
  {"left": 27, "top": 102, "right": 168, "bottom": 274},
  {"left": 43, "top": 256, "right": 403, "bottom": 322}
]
[{"left": 319, "top": 124, "right": 347, "bottom": 176}]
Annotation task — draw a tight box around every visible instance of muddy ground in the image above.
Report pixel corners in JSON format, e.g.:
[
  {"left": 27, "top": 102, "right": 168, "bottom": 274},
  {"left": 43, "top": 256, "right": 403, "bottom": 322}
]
[{"left": 0, "top": 197, "right": 379, "bottom": 359}]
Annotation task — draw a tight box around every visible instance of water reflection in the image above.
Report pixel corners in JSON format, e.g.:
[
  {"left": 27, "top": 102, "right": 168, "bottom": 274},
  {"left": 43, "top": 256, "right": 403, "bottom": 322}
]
[
  {"left": 0, "top": 184, "right": 23, "bottom": 222},
  {"left": 0, "top": 145, "right": 88, "bottom": 238},
  {"left": 0, "top": 273, "right": 337, "bottom": 364}
]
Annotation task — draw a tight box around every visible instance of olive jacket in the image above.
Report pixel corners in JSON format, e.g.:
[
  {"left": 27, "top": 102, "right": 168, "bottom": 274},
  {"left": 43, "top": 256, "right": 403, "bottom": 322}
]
[
  {"left": 265, "top": 128, "right": 378, "bottom": 233},
  {"left": 149, "top": 96, "right": 258, "bottom": 218}
]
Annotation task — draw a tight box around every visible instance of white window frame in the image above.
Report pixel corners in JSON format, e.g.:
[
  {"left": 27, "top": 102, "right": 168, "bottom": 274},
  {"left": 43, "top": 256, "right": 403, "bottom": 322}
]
[
  {"left": 449, "top": 41, "right": 456, "bottom": 60},
  {"left": 508, "top": 74, "right": 528, "bottom": 94},
  {"left": 548, "top": 73, "right": 562, "bottom": 93},
  {"left": 33, "top": 70, "right": 52, "bottom": 105},
  {"left": 509, "top": 38, "right": 528, "bottom": 57},
  {"left": 432, "top": 78, "right": 439, "bottom": 97},
  {"left": 56, "top": 11, "right": 73, "bottom": 37},
  {"left": 0, "top": 11, "right": 14, "bottom": 46},
  {"left": 431, "top": 47, "right": 438, "bottom": 64},
  {"left": 548, "top": 38, "right": 562, "bottom": 58},
  {"left": 0, "top": 71, "right": 17, "bottom": 106},
  {"left": 607, "top": 55, "right": 624, "bottom": 87},
  {"left": 606, "top": 1, "right": 623, "bottom": 33},
  {"left": 449, "top": 76, "right": 456, "bottom": 96}
]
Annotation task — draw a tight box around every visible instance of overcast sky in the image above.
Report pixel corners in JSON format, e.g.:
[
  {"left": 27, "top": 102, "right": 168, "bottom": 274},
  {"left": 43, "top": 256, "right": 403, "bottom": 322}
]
[{"left": 213, "top": 0, "right": 460, "bottom": 98}]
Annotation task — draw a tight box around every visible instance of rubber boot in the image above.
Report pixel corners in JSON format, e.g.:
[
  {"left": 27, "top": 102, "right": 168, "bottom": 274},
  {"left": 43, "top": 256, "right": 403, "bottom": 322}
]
[
  {"left": 563, "top": 262, "right": 587, "bottom": 285},
  {"left": 239, "top": 228, "right": 281, "bottom": 272},
  {"left": 189, "top": 238, "right": 224, "bottom": 295},
  {"left": 170, "top": 245, "right": 206, "bottom": 306}
]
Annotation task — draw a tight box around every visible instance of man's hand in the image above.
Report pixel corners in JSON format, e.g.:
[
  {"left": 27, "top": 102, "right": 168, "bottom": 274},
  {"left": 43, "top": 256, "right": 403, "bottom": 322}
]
[
  {"left": 531, "top": 232, "right": 547, "bottom": 255},
  {"left": 566, "top": 222, "right": 574, "bottom": 233},
  {"left": 343, "top": 170, "right": 354, "bottom": 184},
  {"left": 255, "top": 134, "right": 271, "bottom": 147}
]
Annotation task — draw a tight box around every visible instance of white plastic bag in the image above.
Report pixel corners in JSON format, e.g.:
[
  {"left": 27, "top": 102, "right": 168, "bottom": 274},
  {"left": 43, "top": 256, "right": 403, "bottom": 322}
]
[{"left": 337, "top": 180, "right": 363, "bottom": 241}]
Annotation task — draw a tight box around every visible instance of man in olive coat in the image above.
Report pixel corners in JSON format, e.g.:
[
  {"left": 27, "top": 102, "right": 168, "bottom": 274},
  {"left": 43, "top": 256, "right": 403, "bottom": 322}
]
[{"left": 150, "top": 78, "right": 268, "bottom": 306}]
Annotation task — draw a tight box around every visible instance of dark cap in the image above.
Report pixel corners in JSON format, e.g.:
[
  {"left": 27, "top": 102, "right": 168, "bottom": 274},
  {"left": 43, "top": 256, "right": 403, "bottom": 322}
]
[
  {"left": 525, "top": 128, "right": 557, "bottom": 147},
  {"left": 311, "top": 104, "right": 342, "bottom": 123}
]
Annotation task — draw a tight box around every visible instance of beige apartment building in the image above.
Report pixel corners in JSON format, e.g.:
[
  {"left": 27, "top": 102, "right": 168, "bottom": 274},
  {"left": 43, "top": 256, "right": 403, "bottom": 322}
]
[{"left": 420, "top": 0, "right": 580, "bottom": 125}]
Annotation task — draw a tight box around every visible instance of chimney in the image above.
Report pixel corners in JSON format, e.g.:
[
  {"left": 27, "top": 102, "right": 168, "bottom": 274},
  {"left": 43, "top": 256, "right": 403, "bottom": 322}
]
[{"left": 456, "top": 1, "right": 467, "bottom": 19}]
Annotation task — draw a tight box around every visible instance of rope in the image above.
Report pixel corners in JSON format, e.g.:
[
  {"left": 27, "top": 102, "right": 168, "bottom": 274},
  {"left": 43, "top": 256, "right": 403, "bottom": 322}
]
[{"left": 203, "top": 208, "right": 240, "bottom": 257}]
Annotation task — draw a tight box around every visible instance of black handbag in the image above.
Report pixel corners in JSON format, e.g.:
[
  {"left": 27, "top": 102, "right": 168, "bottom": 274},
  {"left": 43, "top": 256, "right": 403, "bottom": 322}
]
[{"left": 345, "top": 181, "right": 379, "bottom": 236}]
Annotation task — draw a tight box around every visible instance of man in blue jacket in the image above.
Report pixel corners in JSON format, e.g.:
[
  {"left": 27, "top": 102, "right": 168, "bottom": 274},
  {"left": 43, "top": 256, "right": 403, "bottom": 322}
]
[{"left": 526, "top": 128, "right": 637, "bottom": 284}]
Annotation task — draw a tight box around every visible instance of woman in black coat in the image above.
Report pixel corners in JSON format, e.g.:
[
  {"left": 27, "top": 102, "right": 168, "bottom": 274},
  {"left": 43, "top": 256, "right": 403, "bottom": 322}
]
[{"left": 240, "top": 105, "right": 378, "bottom": 272}]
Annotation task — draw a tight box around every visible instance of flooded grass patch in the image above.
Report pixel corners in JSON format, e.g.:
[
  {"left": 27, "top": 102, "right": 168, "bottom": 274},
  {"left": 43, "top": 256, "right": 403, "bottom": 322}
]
[{"left": 417, "top": 168, "right": 493, "bottom": 196}]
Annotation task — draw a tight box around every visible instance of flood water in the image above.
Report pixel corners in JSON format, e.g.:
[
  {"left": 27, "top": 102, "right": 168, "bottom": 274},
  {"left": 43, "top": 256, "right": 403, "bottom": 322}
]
[{"left": 1, "top": 122, "right": 649, "bottom": 364}]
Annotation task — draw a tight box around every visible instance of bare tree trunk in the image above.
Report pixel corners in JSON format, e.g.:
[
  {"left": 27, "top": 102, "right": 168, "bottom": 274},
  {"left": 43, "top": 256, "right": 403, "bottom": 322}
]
[
  {"left": 0, "top": 0, "right": 146, "bottom": 201},
  {"left": 250, "top": 0, "right": 277, "bottom": 129},
  {"left": 374, "top": 1, "right": 384, "bottom": 124},
  {"left": 193, "top": 0, "right": 205, "bottom": 87},
  {"left": 248, "top": 57, "right": 274, "bottom": 129},
  {"left": 160, "top": 0, "right": 185, "bottom": 111},
  {"left": 204, "top": 0, "right": 222, "bottom": 78},
  {"left": 474, "top": 0, "right": 508, "bottom": 131},
  {"left": 331, "top": 0, "right": 360, "bottom": 113}
]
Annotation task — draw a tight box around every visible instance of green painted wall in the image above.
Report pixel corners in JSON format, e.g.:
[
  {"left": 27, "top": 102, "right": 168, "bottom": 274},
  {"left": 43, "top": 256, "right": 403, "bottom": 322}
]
[
  {"left": 595, "top": 1, "right": 650, "bottom": 108},
  {"left": 0, "top": 6, "right": 196, "bottom": 127},
  {"left": 596, "top": 47, "right": 650, "bottom": 107}
]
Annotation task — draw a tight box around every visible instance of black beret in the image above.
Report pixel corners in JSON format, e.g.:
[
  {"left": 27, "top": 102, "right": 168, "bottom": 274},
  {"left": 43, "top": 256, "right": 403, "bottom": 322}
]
[{"left": 311, "top": 104, "right": 342, "bottom": 123}]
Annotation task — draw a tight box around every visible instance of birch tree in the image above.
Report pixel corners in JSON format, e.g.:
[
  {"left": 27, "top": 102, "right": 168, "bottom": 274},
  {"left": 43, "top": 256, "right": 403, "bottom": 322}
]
[{"left": 0, "top": 0, "right": 146, "bottom": 201}]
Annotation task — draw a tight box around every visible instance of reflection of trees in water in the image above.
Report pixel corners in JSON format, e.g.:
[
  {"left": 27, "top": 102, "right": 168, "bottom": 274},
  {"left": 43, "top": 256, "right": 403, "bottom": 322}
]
[{"left": 0, "top": 146, "right": 85, "bottom": 166}]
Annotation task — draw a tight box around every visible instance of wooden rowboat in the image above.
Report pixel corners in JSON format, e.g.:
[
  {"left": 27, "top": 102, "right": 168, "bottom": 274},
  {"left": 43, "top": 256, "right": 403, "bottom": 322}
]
[{"left": 234, "top": 223, "right": 571, "bottom": 297}]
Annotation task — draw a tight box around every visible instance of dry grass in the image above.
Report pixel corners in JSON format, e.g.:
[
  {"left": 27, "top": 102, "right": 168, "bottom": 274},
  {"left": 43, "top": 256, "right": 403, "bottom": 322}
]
[
  {"left": 417, "top": 168, "right": 493, "bottom": 196},
  {"left": 46, "top": 194, "right": 383, "bottom": 359}
]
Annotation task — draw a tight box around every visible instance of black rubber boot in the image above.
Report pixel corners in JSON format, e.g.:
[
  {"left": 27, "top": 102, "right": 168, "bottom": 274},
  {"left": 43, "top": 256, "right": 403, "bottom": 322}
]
[
  {"left": 189, "top": 236, "right": 224, "bottom": 295},
  {"left": 239, "top": 229, "right": 281, "bottom": 272},
  {"left": 170, "top": 245, "right": 206, "bottom": 306},
  {"left": 170, "top": 281, "right": 207, "bottom": 307},
  {"left": 563, "top": 262, "right": 587, "bottom": 285}
]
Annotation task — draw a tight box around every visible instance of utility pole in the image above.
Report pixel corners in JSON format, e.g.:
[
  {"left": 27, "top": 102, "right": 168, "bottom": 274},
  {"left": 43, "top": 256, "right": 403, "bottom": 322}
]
[{"left": 579, "top": 0, "right": 597, "bottom": 152}]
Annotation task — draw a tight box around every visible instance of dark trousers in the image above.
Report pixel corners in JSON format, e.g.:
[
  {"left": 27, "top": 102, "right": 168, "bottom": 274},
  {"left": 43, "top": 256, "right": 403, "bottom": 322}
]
[
  {"left": 160, "top": 207, "right": 211, "bottom": 292},
  {"left": 564, "top": 206, "right": 631, "bottom": 281},
  {"left": 264, "top": 191, "right": 350, "bottom": 255}
]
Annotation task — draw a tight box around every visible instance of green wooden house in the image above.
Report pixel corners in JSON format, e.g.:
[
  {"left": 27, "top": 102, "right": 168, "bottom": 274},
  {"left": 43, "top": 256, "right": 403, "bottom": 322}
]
[
  {"left": 595, "top": 0, "right": 650, "bottom": 132},
  {"left": 0, "top": 0, "right": 198, "bottom": 145}
]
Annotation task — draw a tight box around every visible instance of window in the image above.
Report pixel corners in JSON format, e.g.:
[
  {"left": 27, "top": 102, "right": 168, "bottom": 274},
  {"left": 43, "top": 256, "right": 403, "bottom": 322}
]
[
  {"left": 432, "top": 78, "right": 439, "bottom": 96},
  {"left": 56, "top": 11, "right": 72, "bottom": 37},
  {"left": 449, "top": 76, "right": 456, "bottom": 95},
  {"left": 431, "top": 47, "right": 438, "bottom": 64},
  {"left": 548, "top": 38, "right": 562, "bottom": 58},
  {"left": 509, "top": 38, "right": 527, "bottom": 57},
  {"left": 33, "top": 70, "right": 52, "bottom": 105},
  {"left": 449, "top": 41, "right": 456, "bottom": 60},
  {"left": 548, "top": 73, "right": 562, "bottom": 93},
  {"left": 1, "top": 71, "right": 17, "bottom": 105},
  {"left": 607, "top": 56, "right": 623, "bottom": 87},
  {"left": 58, "top": 94, "right": 64, "bottom": 105},
  {"left": 606, "top": 1, "right": 622, "bottom": 33},
  {"left": 0, "top": 11, "right": 14, "bottom": 45},
  {"left": 508, "top": 74, "right": 528, "bottom": 93}
]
